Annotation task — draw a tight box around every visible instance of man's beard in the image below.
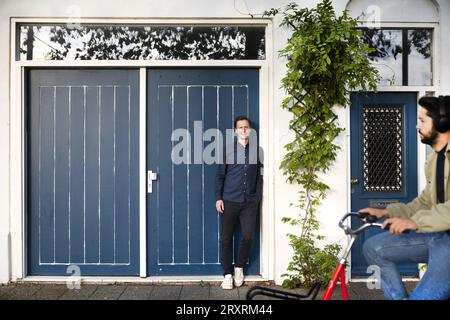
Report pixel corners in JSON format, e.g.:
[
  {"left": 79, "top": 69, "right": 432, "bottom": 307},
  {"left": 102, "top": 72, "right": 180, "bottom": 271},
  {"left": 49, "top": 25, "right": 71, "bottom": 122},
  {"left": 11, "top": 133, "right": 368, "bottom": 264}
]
[{"left": 420, "top": 127, "right": 439, "bottom": 146}]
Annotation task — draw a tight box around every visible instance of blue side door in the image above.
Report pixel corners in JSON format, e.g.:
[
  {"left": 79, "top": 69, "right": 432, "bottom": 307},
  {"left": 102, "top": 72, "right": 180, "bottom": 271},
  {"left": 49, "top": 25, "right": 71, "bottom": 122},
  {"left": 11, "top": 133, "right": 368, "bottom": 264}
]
[
  {"left": 27, "top": 69, "right": 140, "bottom": 275},
  {"left": 350, "top": 92, "right": 419, "bottom": 277},
  {"left": 147, "top": 68, "right": 260, "bottom": 275}
]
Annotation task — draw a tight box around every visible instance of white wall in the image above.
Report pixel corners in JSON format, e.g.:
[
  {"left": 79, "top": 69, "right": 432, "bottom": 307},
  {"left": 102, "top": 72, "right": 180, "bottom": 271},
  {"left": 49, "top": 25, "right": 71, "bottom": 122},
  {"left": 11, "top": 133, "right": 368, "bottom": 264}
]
[
  {"left": 436, "top": 1, "right": 450, "bottom": 93},
  {"left": 0, "top": 0, "right": 447, "bottom": 285},
  {"left": 347, "top": 0, "right": 439, "bottom": 22}
]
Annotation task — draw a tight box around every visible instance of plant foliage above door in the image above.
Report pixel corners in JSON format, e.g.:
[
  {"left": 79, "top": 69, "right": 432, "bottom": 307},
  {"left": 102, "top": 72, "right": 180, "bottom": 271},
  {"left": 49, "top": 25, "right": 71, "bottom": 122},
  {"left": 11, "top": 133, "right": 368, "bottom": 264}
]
[{"left": 264, "top": 0, "right": 380, "bottom": 287}]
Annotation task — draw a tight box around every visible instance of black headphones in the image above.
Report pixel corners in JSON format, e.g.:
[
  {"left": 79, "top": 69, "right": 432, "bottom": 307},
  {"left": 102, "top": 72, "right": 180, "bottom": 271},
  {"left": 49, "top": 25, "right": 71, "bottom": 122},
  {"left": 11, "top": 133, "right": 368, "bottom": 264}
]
[{"left": 436, "top": 95, "right": 449, "bottom": 133}]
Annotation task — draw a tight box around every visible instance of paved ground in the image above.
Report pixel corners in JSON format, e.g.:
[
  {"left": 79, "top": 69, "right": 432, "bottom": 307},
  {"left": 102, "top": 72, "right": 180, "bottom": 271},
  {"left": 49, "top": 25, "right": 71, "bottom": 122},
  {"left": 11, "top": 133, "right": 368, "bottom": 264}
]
[{"left": 0, "top": 281, "right": 419, "bottom": 300}]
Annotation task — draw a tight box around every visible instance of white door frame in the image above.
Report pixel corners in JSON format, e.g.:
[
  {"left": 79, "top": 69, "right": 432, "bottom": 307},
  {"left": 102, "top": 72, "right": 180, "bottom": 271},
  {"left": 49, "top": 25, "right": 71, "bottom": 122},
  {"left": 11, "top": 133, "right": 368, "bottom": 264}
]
[{"left": 9, "top": 17, "right": 275, "bottom": 282}]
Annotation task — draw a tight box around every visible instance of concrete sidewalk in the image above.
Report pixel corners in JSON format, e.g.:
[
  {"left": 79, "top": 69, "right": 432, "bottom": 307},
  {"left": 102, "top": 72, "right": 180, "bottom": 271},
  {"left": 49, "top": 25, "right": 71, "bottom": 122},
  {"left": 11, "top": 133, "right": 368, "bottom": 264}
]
[{"left": 0, "top": 281, "right": 418, "bottom": 300}]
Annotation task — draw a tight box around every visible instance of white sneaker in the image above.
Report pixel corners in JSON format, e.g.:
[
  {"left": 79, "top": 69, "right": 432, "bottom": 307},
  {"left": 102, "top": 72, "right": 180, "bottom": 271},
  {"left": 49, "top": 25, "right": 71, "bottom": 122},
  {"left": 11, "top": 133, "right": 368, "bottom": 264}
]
[
  {"left": 221, "top": 274, "right": 233, "bottom": 290},
  {"left": 234, "top": 267, "right": 244, "bottom": 287}
]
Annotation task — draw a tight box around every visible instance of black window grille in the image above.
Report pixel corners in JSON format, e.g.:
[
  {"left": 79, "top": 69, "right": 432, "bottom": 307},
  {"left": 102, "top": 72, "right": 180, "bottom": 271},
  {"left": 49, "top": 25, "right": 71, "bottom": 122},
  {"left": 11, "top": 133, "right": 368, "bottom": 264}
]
[{"left": 363, "top": 106, "right": 403, "bottom": 192}]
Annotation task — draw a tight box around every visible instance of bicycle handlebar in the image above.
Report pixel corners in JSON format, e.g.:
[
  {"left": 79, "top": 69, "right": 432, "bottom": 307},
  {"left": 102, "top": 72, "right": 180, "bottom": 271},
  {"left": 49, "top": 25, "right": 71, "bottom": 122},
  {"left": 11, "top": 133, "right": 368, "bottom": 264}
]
[{"left": 339, "top": 212, "right": 384, "bottom": 235}]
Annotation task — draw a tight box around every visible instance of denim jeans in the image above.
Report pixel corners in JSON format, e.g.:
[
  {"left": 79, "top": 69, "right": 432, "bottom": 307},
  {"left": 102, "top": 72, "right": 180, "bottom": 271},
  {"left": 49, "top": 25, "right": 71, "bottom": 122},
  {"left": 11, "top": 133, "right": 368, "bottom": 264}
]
[
  {"left": 363, "top": 230, "right": 450, "bottom": 300},
  {"left": 220, "top": 201, "right": 259, "bottom": 275}
]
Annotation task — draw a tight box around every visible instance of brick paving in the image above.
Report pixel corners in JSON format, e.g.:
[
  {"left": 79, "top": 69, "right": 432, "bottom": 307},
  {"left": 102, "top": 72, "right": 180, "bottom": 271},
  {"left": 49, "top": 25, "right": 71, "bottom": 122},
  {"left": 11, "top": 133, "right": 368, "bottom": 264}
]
[{"left": 0, "top": 281, "right": 419, "bottom": 300}]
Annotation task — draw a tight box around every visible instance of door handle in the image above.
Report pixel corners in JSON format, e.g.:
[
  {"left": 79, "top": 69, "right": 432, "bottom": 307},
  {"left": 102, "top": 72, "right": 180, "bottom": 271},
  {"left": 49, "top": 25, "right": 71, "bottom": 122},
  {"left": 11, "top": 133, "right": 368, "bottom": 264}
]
[
  {"left": 351, "top": 178, "right": 359, "bottom": 185},
  {"left": 147, "top": 170, "right": 158, "bottom": 193}
]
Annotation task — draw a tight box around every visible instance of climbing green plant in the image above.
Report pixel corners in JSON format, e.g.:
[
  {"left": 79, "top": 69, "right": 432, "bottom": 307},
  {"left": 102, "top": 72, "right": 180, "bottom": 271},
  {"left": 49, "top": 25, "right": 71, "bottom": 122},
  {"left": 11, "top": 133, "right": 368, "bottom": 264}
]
[{"left": 265, "top": 0, "right": 380, "bottom": 288}]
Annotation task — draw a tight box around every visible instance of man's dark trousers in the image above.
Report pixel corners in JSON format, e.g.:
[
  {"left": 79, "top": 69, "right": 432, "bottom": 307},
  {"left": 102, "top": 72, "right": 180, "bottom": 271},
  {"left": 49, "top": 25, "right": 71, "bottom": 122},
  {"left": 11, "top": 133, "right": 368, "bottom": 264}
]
[{"left": 220, "top": 200, "right": 259, "bottom": 275}]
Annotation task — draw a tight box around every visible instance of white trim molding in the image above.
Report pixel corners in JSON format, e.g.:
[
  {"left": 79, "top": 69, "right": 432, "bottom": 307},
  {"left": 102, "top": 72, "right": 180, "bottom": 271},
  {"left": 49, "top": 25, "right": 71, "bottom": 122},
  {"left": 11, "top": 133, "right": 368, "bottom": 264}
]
[{"left": 139, "top": 67, "right": 147, "bottom": 278}]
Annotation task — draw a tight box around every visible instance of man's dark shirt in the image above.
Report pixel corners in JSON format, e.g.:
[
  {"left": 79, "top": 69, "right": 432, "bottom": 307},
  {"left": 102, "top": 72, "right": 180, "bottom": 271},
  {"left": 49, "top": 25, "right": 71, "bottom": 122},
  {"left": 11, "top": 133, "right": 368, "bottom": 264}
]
[{"left": 215, "top": 139, "right": 263, "bottom": 203}]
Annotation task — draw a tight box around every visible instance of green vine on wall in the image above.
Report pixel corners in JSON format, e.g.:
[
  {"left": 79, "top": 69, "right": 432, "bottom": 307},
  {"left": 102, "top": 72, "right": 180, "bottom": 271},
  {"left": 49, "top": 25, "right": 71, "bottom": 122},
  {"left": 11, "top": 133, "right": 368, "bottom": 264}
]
[{"left": 265, "top": 0, "right": 380, "bottom": 288}]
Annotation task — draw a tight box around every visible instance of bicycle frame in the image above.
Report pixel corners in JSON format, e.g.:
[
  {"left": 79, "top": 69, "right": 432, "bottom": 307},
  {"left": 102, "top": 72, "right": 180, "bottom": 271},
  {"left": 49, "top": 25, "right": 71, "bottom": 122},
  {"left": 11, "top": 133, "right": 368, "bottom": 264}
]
[
  {"left": 246, "top": 212, "right": 383, "bottom": 300},
  {"left": 321, "top": 236, "right": 357, "bottom": 300},
  {"left": 322, "top": 259, "right": 348, "bottom": 300}
]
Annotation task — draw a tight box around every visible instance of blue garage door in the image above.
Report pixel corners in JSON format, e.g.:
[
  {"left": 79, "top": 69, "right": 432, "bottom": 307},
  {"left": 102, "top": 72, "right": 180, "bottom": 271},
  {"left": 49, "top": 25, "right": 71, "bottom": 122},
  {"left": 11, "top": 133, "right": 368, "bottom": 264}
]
[
  {"left": 147, "top": 68, "right": 260, "bottom": 275},
  {"left": 27, "top": 69, "right": 140, "bottom": 275}
]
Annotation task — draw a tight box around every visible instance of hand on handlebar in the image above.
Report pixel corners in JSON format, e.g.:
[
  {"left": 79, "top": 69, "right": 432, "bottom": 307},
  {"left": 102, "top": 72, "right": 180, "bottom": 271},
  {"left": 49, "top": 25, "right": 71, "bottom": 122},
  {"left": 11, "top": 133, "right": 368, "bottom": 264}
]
[
  {"left": 382, "top": 217, "right": 417, "bottom": 235},
  {"left": 358, "top": 208, "right": 389, "bottom": 219},
  {"left": 341, "top": 211, "right": 415, "bottom": 236}
]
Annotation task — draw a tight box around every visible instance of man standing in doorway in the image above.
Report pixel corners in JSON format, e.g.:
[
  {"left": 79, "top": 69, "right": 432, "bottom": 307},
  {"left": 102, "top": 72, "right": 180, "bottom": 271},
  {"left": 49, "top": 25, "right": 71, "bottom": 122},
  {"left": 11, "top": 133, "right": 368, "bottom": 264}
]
[
  {"left": 360, "top": 95, "right": 450, "bottom": 300},
  {"left": 215, "top": 116, "right": 263, "bottom": 290}
]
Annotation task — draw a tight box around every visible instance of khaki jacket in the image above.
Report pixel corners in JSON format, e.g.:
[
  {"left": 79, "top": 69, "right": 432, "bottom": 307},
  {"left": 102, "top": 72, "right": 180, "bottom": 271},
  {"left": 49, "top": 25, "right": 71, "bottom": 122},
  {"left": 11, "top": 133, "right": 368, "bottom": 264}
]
[{"left": 386, "top": 143, "right": 450, "bottom": 232}]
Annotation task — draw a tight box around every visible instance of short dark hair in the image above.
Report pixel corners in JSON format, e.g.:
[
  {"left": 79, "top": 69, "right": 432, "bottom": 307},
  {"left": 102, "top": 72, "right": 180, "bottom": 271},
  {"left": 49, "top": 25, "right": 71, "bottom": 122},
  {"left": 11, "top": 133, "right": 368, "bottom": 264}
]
[
  {"left": 418, "top": 95, "right": 450, "bottom": 132},
  {"left": 234, "top": 115, "right": 252, "bottom": 129}
]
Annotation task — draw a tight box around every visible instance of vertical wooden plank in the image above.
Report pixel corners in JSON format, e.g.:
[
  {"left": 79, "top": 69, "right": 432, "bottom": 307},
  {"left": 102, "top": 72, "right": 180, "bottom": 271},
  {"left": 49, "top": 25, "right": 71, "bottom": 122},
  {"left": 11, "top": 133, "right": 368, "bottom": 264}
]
[
  {"left": 173, "top": 86, "right": 188, "bottom": 264},
  {"left": 203, "top": 85, "right": 219, "bottom": 264},
  {"left": 115, "top": 85, "right": 131, "bottom": 264},
  {"left": 187, "top": 86, "right": 203, "bottom": 264},
  {"left": 156, "top": 85, "right": 174, "bottom": 265},
  {"left": 54, "top": 86, "right": 70, "bottom": 264},
  {"left": 38, "top": 86, "right": 55, "bottom": 264},
  {"left": 99, "top": 86, "right": 115, "bottom": 264},
  {"left": 69, "top": 86, "right": 85, "bottom": 264},
  {"left": 84, "top": 86, "right": 100, "bottom": 264},
  {"left": 233, "top": 85, "right": 248, "bottom": 119}
]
